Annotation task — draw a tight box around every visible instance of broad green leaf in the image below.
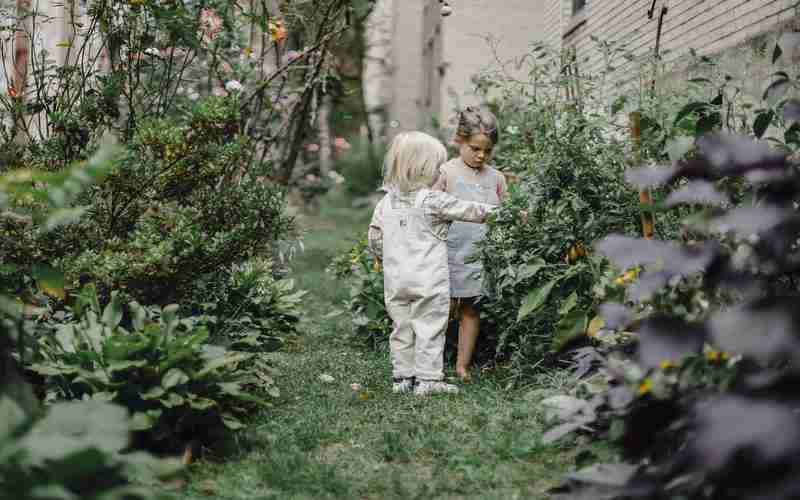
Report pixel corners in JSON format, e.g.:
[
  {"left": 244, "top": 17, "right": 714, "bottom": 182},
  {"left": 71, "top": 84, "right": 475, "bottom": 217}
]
[
  {"left": 674, "top": 102, "right": 709, "bottom": 125},
  {"left": 102, "top": 291, "right": 124, "bottom": 329},
  {"left": 753, "top": 110, "right": 774, "bottom": 139},
  {"left": 43, "top": 207, "right": 88, "bottom": 231},
  {"left": 0, "top": 263, "right": 18, "bottom": 273},
  {"left": 518, "top": 280, "right": 557, "bottom": 321},
  {"left": 0, "top": 396, "right": 27, "bottom": 441},
  {"left": 91, "top": 391, "right": 118, "bottom": 403},
  {"left": 27, "top": 362, "right": 81, "bottom": 376},
  {"left": 558, "top": 291, "right": 578, "bottom": 316},
  {"left": 553, "top": 310, "right": 589, "bottom": 351},
  {"left": 220, "top": 413, "right": 245, "bottom": 430},
  {"left": 27, "top": 485, "right": 76, "bottom": 500},
  {"left": 188, "top": 397, "right": 216, "bottom": 410},
  {"left": 31, "top": 263, "right": 65, "bottom": 290},
  {"left": 130, "top": 301, "right": 147, "bottom": 331},
  {"left": 517, "top": 259, "right": 546, "bottom": 282},
  {"left": 54, "top": 324, "right": 77, "bottom": 352},
  {"left": 197, "top": 352, "right": 252, "bottom": 377},
  {"left": 141, "top": 386, "right": 166, "bottom": 400},
  {"left": 161, "top": 368, "right": 189, "bottom": 389},
  {"left": 130, "top": 412, "right": 157, "bottom": 431},
  {"left": 159, "top": 392, "right": 185, "bottom": 408},
  {"left": 665, "top": 136, "right": 694, "bottom": 162},
  {"left": 118, "top": 450, "right": 183, "bottom": 483},
  {"left": 217, "top": 382, "right": 244, "bottom": 397},
  {"left": 21, "top": 401, "right": 129, "bottom": 463}
]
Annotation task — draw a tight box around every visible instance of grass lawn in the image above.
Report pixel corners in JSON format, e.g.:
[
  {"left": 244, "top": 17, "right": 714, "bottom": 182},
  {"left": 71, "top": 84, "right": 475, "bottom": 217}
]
[{"left": 162, "top": 189, "right": 614, "bottom": 500}]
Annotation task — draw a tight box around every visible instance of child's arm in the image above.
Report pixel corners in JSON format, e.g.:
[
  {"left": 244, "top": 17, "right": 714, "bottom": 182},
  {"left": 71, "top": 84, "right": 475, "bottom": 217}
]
[
  {"left": 367, "top": 196, "right": 386, "bottom": 261},
  {"left": 425, "top": 191, "right": 496, "bottom": 224}
]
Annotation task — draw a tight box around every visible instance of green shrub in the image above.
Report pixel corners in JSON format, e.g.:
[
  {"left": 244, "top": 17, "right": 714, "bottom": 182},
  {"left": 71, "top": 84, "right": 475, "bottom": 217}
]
[
  {"left": 1, "top": 397, "right": 180, "bottom": 500},
  {"left": 190, "top": 256, "right": 307, "bottom": 351},
  {"left": 3, "top": 97, "right": 294, "bottom": 307},
  {"left": 328, "top": 238, "right": 390, "bottom": 347},
  {"left": 27, "top": 285, "right": 274, "bottom": 452},
  {"left": 334, "top": 137, "right": 385, "bottom": 198},
  {"left": 477, "top": 109, "right": 644, "bottom": 374},
  {"left": 0, "top": 153, "right": 179, "bottom": 500},
  {"left": 470, "top": 44, "right": 688, "bottom": 377}
]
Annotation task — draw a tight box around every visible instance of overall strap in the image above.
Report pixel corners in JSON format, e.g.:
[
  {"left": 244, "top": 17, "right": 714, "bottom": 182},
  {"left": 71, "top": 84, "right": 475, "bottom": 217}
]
[{"left": 413, "top": 189, "right": 428, "bottom": 209}]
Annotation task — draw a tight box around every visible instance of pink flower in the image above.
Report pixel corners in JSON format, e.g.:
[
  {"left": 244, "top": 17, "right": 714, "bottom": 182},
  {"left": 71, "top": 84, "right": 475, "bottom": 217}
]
[
  {"left": 287, "top": 50, "right": 302, "bottom": 62},
  {"left": 212, "top": 86, "right": 227, "bottom": 97},
  {"left": 334, "top": 137, "right": 351, "bottom": 150},
  {"left": 199, "top": 8, "right": 223, "bottom": 44},
  {"left": 305, "top": 143, "right": 320, "bottom": 153}
]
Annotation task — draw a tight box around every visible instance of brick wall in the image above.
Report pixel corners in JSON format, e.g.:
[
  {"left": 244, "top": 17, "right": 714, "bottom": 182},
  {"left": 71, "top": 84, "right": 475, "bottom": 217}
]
[{"left": 559, "top": 0, "right": 798, "bottom": 77}]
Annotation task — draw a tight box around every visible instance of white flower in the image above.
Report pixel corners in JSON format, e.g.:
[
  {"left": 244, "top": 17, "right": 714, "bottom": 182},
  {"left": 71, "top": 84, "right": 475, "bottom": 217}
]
[
  {"left": 188, "top": 91, "right": 200, "bottom": 101},
  {"left": 318, "top": 374, "right": 335, "bottom": 383},
  {"left": 328, "top": 171, "right": 345, "bottom": 185},
  {"left": 225, "top": 80, "right": 243, "bottom": 92},
  {"left": 144, "top": 47, "right": 159, "bottom": 56}
]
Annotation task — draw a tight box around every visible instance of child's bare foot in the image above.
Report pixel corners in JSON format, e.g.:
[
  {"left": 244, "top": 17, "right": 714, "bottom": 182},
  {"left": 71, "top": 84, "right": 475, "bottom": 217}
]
[{"left": 455, "top": 367, "right": 472, "bottom": 383}]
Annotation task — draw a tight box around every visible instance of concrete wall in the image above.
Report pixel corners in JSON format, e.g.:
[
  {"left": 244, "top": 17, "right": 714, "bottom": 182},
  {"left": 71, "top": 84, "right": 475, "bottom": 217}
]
[
  {"left": 389, "top": 0, "right": 427, "bottom": 133},
  {"left": 363, "top": 0, "right": 395, "bottom": 140},
  {"left": 438, "top": 0, "right": 551, "bottom": 119}
]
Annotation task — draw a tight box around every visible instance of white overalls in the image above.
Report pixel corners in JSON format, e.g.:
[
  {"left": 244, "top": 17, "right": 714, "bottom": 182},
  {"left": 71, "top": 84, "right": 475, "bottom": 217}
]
[{"left": 368, "top": 188, "right": 495, "bottom": 381}]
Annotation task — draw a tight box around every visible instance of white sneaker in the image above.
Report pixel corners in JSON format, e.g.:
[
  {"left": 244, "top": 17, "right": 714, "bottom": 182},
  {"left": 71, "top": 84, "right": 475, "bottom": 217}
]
[
  {"left": 414, "top": 380, "right": 459, "bottom": 396},
  {"left": 392, "top": 377, "right": 415, "bottom": 393}
]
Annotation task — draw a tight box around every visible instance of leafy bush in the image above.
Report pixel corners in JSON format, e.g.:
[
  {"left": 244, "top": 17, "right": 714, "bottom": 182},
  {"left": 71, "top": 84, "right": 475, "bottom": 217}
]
[
  {"left": 27, "top": 285, "right": 274, "bottom": 452},
  {"left": 549, "top": 131, "right": 800, "bottom": 499},
  {"left": 0, "top": 154, "right": 178, "bottom": 500},
  {"left": 1, "top": 397, "right": 179, "bottom": 500},
  {"left": 334, "top": 137, "right": 385, "bottom": 198},
  {"left": 191, "top": 256, "right": 306, "bottom": 351},
  {"left": 476, "top": 107, "right": 667, "bottom": 375},
  {"left": 328, "top": 238, "right": 390, "bottom": 347},
  {"left": 4, "top": 98, "right": 293, "bottom": 307}
]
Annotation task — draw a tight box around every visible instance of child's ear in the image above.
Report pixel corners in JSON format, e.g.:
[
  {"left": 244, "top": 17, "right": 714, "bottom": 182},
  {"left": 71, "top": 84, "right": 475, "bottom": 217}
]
[{"left": 452, "top": 135, "right": 465, "bottom": 145}]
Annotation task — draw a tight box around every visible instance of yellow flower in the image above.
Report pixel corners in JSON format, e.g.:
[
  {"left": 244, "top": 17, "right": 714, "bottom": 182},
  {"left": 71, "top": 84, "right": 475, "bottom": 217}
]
[
  {"left": 705, "top": 350, "right": 721, "bottom": 362},
  {"left": 586, "top": 316, "right": 604, "bottom": 338},
  {"left": 614, "top": 268, "right": 640, "bottom": 285},
  {"left": 372, "top": 260, "right": 382, "bottom": 273},
  {"left": 637, "top": 378, "right": 653, "bottom": 396},
  {"left": 659, "top": 359, "right": 677, "bottom": 370}
]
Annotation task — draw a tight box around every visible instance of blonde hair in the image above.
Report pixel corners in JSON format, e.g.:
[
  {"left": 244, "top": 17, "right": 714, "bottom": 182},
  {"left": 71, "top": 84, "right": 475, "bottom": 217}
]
[
  {"left": 455, "top": 106, "right": 499, "bottom": 144},
  {"left": 382, "top": 131, "right": 447, "bottom": 193}
]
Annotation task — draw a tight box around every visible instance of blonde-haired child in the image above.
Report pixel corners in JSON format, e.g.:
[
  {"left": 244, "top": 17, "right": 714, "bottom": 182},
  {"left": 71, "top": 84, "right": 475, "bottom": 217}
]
[
  {"left": 433, "top": 106, "right": 506, "bottom": 382},
  {"left": 368, "top": 131, "right": 498, "bottom": 395}
]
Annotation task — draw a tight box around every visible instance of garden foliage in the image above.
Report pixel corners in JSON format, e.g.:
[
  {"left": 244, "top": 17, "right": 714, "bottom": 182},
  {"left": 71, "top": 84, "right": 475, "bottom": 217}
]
[
  {"left": 550, "top": 130, "right": 800, "bottom": 500},
  {"left": 328, "top": 238, "right": 390, "bottom": 347},
  {"left": 28, "top": 285, "right": 273, "bottom": 450},
  {"left": 0, "top": 151, "right": 179, "bottom": 500},
  {"left": 544, "top": 34, "right": 800, "bottom": 498}
]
